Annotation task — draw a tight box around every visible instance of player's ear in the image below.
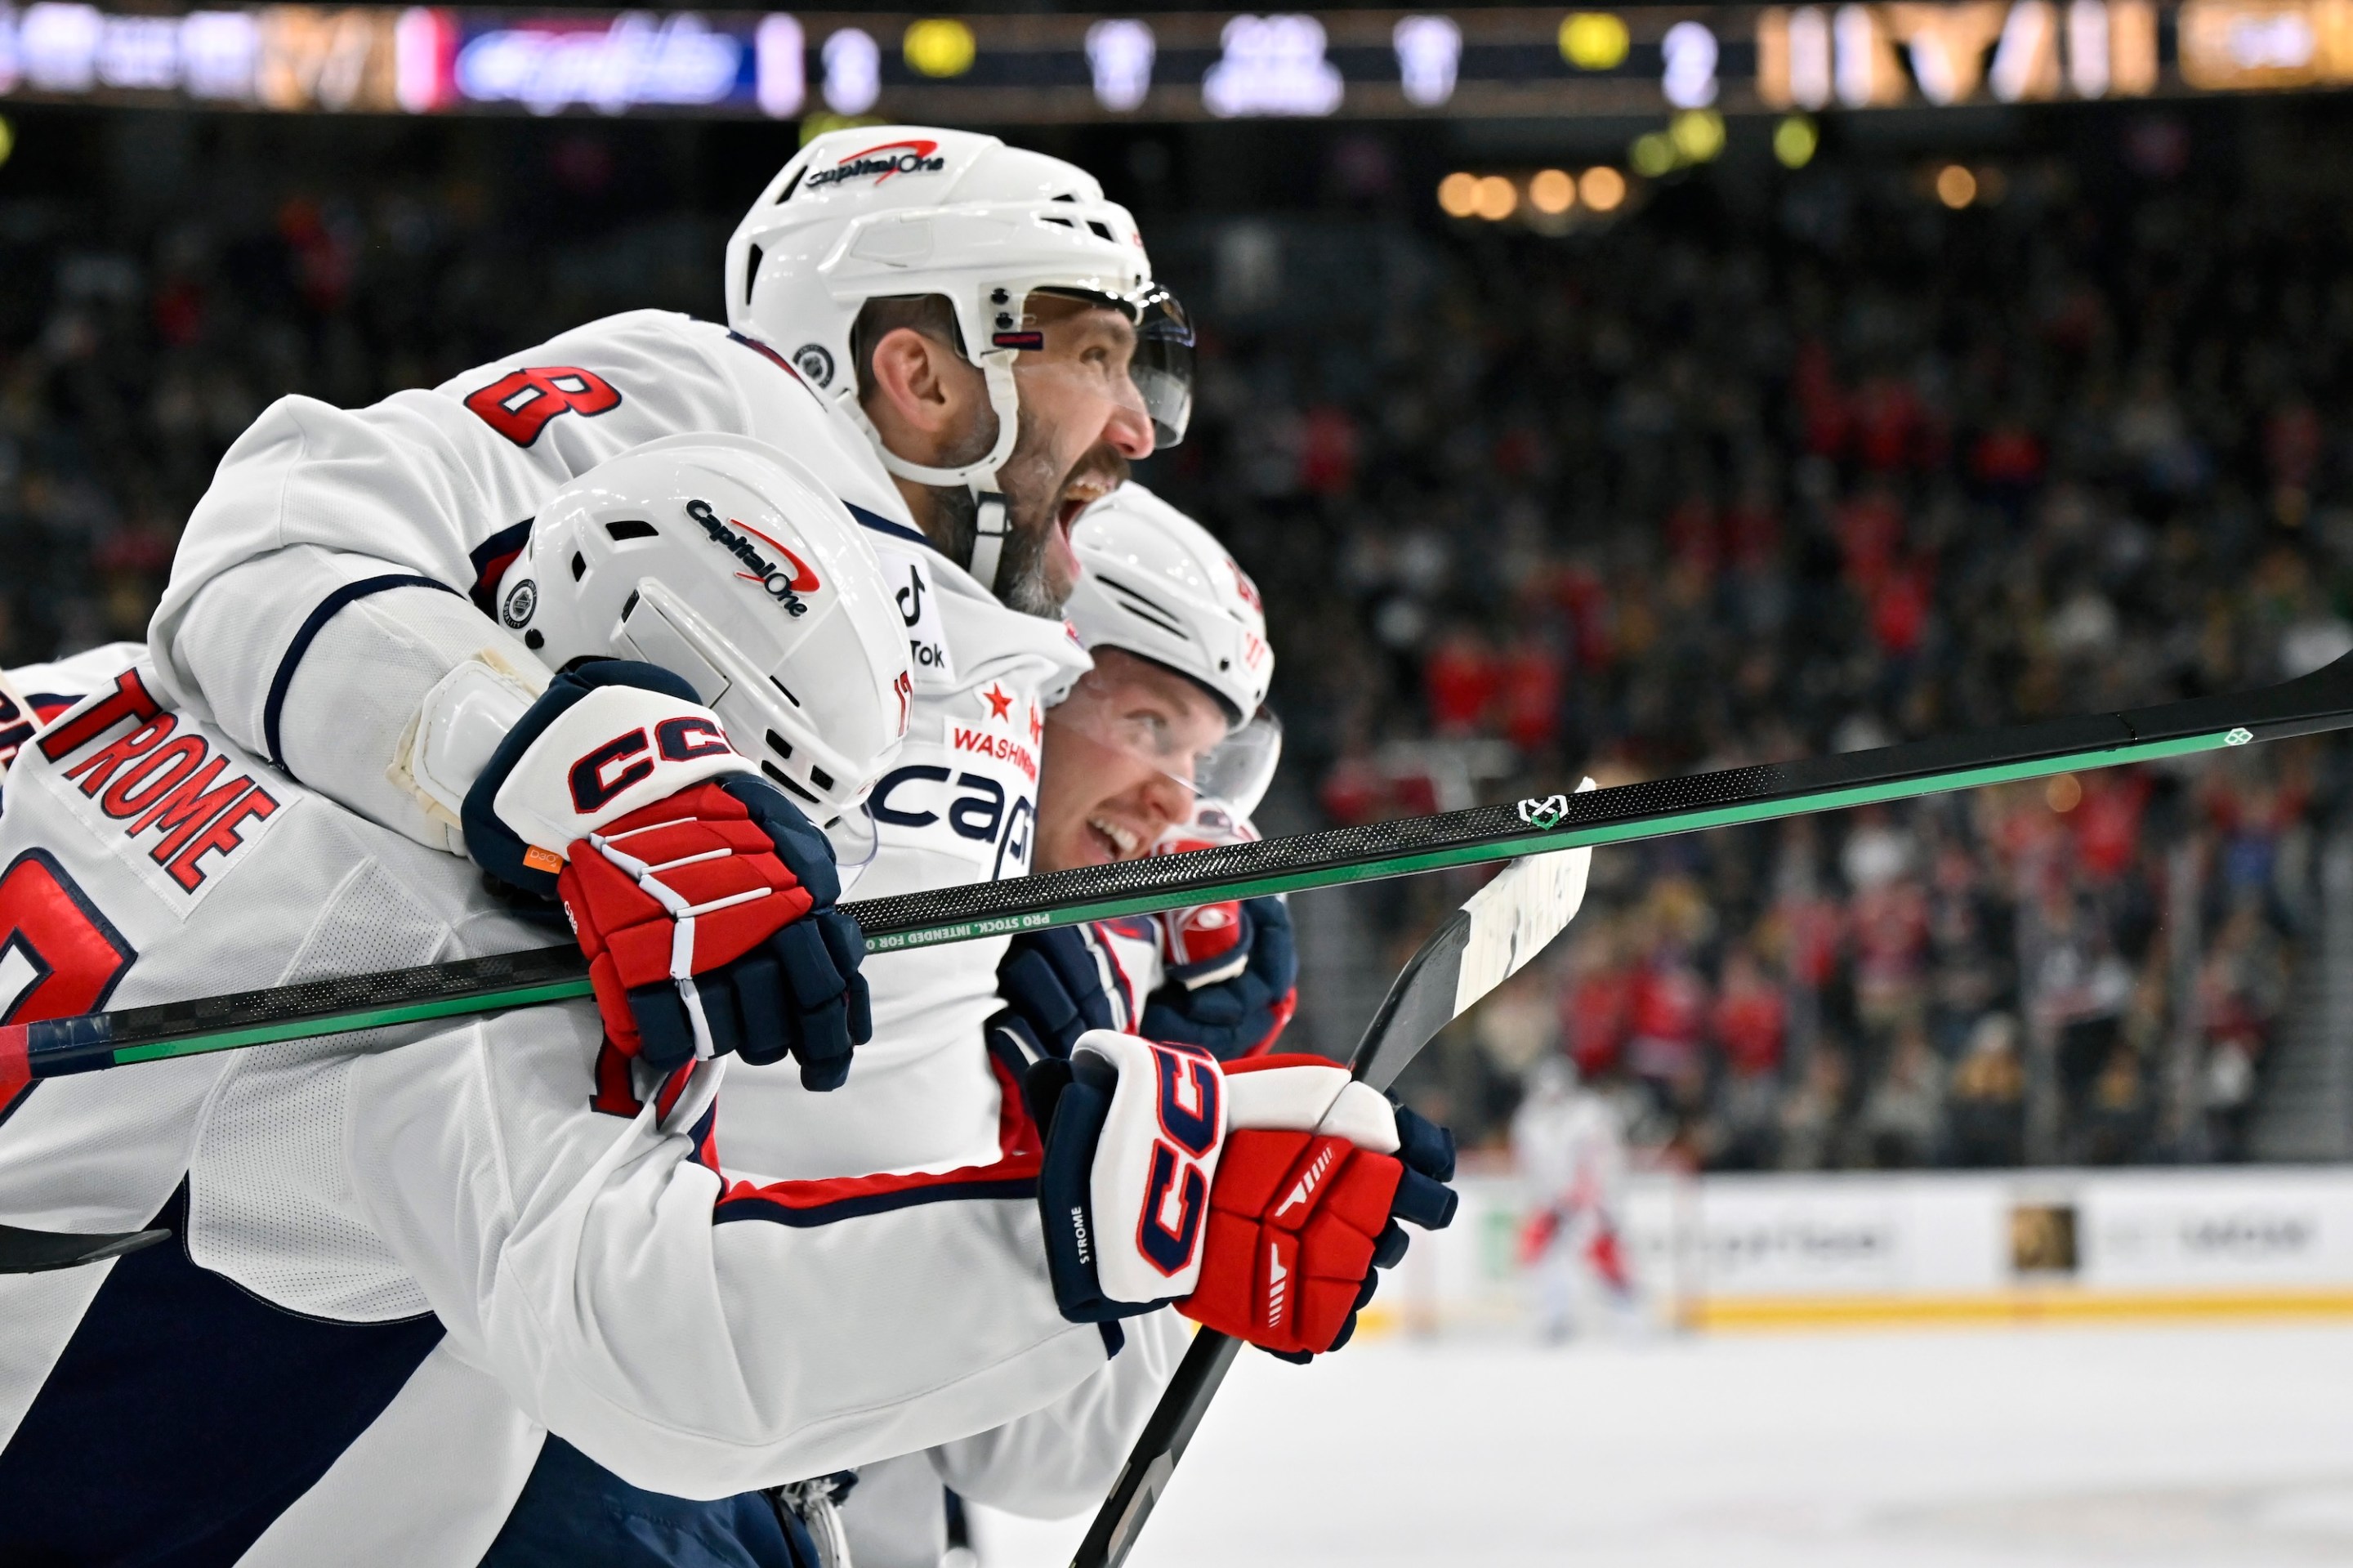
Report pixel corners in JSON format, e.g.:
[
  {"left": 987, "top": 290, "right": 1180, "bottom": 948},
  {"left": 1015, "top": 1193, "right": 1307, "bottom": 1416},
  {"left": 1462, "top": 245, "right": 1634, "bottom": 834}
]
[{"left": 864, "top": 326, "right": 980, "bottom": 449}]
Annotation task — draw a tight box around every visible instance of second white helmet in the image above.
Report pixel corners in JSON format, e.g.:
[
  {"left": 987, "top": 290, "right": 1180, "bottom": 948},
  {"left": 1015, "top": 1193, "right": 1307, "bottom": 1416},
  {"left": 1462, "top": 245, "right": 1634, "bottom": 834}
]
[
  {"left": 1062, "top": 481, "right": 1282, "bottom": 817},
  {"left": 495, "top": 434, "right": 913, "bottom": 827}
]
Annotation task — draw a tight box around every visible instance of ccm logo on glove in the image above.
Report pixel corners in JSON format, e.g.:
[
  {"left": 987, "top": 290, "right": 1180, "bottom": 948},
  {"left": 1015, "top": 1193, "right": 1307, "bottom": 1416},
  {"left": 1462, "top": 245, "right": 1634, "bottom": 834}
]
[
  {"left": 462, "top": 662, "right": 870, "bottom": 1085},
  {"left": 569, "top": 715, "right": 733, "bottom": 812},
  {"left": 1028, "top": 1037, "right": 1457, "bottom": 1360}
]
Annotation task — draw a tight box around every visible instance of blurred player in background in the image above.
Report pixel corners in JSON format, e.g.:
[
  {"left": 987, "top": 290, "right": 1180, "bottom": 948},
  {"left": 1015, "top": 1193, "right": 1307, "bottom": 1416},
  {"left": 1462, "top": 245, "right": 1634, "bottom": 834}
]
[{"left": 1513, "top": 1056, "right": 1639, "bottom": 1342}]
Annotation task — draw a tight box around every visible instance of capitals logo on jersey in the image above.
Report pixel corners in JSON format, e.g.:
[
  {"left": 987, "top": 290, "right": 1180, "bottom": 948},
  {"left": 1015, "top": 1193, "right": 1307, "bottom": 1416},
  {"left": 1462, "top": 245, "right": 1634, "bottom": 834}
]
[{"left": 870, "top": 678, "right": 1044, "bottom": 882}]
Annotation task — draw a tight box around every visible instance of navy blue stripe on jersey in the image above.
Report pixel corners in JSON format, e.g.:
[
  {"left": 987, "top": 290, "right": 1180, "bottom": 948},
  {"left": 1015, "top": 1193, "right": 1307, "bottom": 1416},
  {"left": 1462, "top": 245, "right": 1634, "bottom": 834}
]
[
  {"left": 850, "top": 505, "right": 941, "bottom": 555},
  {"left": 712, "top": 1175, "right": 1038, "bottom": 1230},
  {"left": 0, "top": 1182, "right": 444, "bottom": 1567},
  {"left": 470, "top": 517, "right": 536, "bottom": 615},
  {"left": 482, "top": 1432, "right": 817, "bottom": 1568},
  {"left": 265, "top": 574, "right": 462, "bottom": 770},
  {"left": 726, "top": 328, "right": 804, "bottom": 385}
]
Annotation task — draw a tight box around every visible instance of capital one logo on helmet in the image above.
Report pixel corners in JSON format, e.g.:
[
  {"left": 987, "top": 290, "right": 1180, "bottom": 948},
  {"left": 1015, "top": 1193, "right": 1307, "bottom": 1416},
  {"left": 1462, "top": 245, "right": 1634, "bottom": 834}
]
[
  {"left": 803, "top": 139, "right": 947, "bottom": 193},
  {"left": 685, "top": 498, "right": 819, "bottom": 617}
]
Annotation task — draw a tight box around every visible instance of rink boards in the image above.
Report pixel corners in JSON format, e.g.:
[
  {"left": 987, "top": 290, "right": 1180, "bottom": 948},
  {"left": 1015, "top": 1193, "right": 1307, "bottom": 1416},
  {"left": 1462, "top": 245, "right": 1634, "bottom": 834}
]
[{"left": 1384, "top": 1164, "right": 2353, "bottom": 1334}]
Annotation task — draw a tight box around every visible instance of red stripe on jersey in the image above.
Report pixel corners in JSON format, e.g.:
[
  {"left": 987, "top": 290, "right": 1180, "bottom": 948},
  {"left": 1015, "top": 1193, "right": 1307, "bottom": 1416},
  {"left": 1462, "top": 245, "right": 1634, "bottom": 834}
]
[{"left": 712, "top": 1054, "right": 1042, "bottom": 1226}]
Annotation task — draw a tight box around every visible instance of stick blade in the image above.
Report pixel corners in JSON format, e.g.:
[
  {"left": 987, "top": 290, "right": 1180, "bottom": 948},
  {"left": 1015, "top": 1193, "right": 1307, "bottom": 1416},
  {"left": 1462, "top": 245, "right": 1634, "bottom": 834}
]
[
  {"left": 1452, "top": 843, "right": 1594, "bottom": 1010},
  {"left": 1352, "top": 838, "right": 1593, "bottom": 1091},
  {"left": 0, "top": 1223, "right": 171, "bottom": 1273}
]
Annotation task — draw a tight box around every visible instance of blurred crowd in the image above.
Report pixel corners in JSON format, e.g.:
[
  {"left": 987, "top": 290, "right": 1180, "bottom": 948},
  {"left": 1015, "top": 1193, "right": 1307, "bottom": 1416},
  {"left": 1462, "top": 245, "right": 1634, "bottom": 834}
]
[
  {"left": 2, "top": 109, "right": 2348, "bottom": 1170},
  {"left": 1145, "top": 134, "right": 2353, "bottom": 1168}
]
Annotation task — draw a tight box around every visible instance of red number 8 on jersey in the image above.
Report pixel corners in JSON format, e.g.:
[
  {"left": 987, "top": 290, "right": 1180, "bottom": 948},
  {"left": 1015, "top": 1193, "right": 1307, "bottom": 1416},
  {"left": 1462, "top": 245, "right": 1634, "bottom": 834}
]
[{"left": 463, "top": 365, "right": 622, "bottom": 448}]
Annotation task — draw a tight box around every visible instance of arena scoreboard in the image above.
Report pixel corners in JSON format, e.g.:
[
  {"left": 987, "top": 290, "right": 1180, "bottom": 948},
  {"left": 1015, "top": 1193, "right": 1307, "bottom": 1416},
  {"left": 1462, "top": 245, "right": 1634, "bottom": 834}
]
[{"left": 0, "top": 2, "right": 2347, "bottom": 120}]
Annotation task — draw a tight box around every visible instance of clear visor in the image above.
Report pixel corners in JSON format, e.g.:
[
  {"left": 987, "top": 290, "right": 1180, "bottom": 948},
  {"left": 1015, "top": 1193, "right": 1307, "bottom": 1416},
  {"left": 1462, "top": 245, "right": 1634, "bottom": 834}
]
[
  {"left": 1132, "top": 286, "right": 1194, "bottom": 448},
  {"left": 1009, "top": 283, "right": 1192, "bottom": 449},
  {"left": 1194, "top": 710, "right": 1282, "bottom": 819},
  {"left": 1047, "top": 676, "right": 1278, "bottom": 839}
]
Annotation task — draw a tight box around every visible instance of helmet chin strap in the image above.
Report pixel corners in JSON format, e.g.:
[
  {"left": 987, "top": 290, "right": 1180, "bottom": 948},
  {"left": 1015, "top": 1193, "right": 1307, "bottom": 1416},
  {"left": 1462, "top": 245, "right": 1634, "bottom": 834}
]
[{"left": 851, "top": 354, "right": 1024, "bottom": 597}]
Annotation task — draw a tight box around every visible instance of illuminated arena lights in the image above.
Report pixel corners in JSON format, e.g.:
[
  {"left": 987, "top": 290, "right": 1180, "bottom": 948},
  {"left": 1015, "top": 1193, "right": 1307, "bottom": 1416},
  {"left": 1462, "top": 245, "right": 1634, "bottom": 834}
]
[
  {"left": 1437, "top": 163, "right": 1630, "bottom": 228},
  {"left": 1931, "top": 160, "right": 2009, "bottom": 206},
  {"left": 900, "top": 16, "right": 971, "bottom": 79},
  {"left": 1773, "top": 110, "right": 1819, "bottom": 167},
  {"left": 7, "top": 3, "right": 2353, "bottom": 119}
]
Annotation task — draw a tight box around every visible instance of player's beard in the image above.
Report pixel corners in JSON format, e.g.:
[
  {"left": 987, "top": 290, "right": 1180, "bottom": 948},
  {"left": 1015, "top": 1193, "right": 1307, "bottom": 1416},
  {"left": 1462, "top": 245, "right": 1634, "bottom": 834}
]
[{"left": 924, "top": 403, "right": 1128, "bottom": 619}]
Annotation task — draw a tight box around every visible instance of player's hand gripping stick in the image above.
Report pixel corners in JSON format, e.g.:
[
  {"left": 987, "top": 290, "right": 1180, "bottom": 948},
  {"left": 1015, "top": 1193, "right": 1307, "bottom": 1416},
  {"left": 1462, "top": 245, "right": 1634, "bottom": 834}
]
[
  {"left": 1022, "top": 1034, "right": 1457, "bottom": 1354},
  {"left": 463, "top": 661, "right": 869, "bottom": 1086}
]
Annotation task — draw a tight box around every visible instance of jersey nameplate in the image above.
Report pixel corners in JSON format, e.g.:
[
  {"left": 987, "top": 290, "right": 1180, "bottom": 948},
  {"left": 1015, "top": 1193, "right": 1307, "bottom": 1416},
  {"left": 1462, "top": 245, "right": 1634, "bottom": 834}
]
[{"left": 32, "top": 669, "right": 291, "bottom": 911}]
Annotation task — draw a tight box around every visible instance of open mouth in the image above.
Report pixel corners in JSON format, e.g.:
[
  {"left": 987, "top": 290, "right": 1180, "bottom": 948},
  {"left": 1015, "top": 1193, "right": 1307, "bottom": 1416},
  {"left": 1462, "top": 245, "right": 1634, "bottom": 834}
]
[
  {"left": 1087, "top": 815, "right": 1141, "bottom": 860},
  {"left": 1055, "top": 471, "right": 1118, "bottom": 540}
]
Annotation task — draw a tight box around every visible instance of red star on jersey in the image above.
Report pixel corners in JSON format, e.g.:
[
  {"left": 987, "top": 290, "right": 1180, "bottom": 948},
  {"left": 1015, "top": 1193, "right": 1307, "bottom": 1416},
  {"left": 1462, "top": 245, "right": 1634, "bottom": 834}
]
[
  {"left": 1028, "top": 704, "right": 1043, "bottom": 744},
  {"left": 981, "top": 682, "right": 1014, "bottom": 721}
]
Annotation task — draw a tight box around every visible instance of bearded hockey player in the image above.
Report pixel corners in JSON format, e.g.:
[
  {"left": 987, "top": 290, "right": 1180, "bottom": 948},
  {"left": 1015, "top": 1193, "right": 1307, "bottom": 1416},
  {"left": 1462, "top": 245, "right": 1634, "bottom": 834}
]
[
  {"left": 472, "top": 195, "right": 1303, "bottom": 1561},
  {"left": 15, "top": 123, "right": 1458, "bottom": 1563},
  {"left": 0, "top": 443, "right": 1458, "bottom": 1566},
  {"left": 423, "top": 129, "right": 1189, "bottom": 1561}
]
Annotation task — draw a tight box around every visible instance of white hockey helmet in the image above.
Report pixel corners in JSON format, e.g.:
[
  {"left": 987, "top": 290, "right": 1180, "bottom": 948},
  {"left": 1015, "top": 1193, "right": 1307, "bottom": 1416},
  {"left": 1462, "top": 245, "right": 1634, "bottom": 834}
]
[
  {"left": 1061, "top": 480, "right": 1282, "bottom": 816},
  {"left": 495, "top": 434, "right": 913, "bottom": 832},
  {"left": 724, "top": 125, "right": 1194, "bottom": 590},
  {"left": 1065, "top": 481, "right": 1271, "bottom": 719}
]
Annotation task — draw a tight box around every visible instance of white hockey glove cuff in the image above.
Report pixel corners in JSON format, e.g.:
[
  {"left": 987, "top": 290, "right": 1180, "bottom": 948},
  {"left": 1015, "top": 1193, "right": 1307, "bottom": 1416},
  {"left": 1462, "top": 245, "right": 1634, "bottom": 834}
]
[{"left": 1026, "top": 1030, "right": 1229, "bottom": 1319}]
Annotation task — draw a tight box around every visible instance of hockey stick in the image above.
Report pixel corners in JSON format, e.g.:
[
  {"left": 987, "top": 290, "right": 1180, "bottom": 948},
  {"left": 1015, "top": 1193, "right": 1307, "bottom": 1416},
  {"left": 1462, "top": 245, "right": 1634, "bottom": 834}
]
[
  {"left": 1069, "top": 842, "right": 1596, "bottom": 1568},
  {"left": 3, "top": 654, "right": 2350, "bottom": 1274},
  {"left": 9, "top": 653, "right": 2348, "bottom": 1088}
]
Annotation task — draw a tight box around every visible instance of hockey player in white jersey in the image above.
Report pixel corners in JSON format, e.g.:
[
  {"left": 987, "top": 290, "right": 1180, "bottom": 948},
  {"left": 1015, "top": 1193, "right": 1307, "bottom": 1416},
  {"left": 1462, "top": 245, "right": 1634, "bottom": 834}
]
[
  {"left": 1512, "top": 1056, "right": 1639, "bottom": 1341},
  {"left": 98, "top": 123, "right": 1459, "bottom": 1563},
  {"left": 841, "top": 480, "right": 1302, "bottom": 1567},
  {"left": 429, "top": 132, "right": 1196, "bottom": 1560},
  {"left": 0, "top": 443, "right": 1458, "bottom": 1566}
]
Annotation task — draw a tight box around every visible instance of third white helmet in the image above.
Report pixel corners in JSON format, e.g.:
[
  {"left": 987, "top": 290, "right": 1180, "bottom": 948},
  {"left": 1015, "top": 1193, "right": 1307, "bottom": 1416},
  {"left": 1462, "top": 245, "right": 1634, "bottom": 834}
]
[{"left": 1062, "top": 481, "right": 1281, "bottom": 815}]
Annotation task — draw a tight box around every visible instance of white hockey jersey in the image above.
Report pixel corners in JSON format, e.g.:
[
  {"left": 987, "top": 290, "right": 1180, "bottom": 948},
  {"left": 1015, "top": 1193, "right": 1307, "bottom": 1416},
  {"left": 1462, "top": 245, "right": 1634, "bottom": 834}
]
[
  {"left": 0, "top": 656, "right": 1177, "bottom": 1566},
  {"left": 0, "top": 641, "right": 144, "bottom": 790},
  {"left": 149, "top": 307, "right": 1089, "bottom": 1185},
  {"left": 1511, "top": 1082, "right": 1628, "bottom": 1223},
  {"left": 127, "top": 310, "right": 1174, "bottom": 1546}
]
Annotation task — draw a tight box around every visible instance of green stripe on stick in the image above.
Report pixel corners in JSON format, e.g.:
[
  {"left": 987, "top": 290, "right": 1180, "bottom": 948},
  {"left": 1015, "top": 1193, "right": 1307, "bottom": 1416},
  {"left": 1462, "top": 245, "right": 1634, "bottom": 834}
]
[{"left": 861, "top": 729, "right": 2235, "bottom": 952}]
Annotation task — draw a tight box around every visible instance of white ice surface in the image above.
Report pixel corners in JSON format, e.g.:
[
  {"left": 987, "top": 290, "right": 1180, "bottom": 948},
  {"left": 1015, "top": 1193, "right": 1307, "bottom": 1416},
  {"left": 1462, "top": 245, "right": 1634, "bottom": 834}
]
[{"left": 970, "top": 1325, "right": 2353, "bottom": 1566}]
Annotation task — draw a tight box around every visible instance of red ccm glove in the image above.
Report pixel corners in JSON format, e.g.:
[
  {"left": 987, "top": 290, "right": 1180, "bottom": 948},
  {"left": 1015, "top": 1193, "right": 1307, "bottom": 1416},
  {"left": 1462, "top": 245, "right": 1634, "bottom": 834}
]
[
  {"left": 462, "top": 662, "right": 868, "bottom": 1086},
  {"left": 1025, "top": 1039, "right": 1455, "bottom": 1360}
]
